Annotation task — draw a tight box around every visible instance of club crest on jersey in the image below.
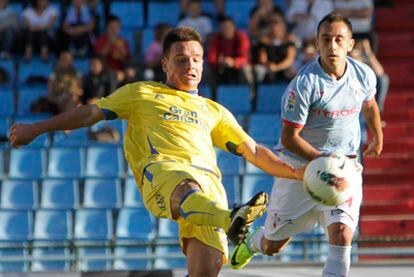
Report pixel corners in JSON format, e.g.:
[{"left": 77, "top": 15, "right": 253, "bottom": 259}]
[{"left": 285, "top": 90, "right": 296, "bottom": 111}]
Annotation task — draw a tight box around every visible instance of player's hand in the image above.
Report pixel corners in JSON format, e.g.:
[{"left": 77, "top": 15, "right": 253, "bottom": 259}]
[
  {"left": 294, "top": 166, "right": 306, "bottom": 181},
  {"left": 363, "top": 138, "right": 383, "bottom": 158},
  {"left": 9, "top": 123, "right": 38, "bottom": 149}
]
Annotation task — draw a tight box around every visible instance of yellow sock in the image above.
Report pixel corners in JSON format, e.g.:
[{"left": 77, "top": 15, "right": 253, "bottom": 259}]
[{"left": 179, "top": 189, "right": 231, "bottom": 230}]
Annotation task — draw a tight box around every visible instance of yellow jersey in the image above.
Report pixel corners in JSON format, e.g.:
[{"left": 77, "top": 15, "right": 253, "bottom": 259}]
[{"left": 96, "top": 81, "right": 253, "bottom": 184}]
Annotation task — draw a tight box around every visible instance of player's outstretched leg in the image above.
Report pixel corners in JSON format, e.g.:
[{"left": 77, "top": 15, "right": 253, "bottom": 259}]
[{"left": 227, "top": 192, "right": 268, "bottom": 245}]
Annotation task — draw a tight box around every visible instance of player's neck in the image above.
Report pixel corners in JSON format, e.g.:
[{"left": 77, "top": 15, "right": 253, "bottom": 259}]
[
  {"left": 319, "top": 58, "right": 347, "bottom": 80},
  {"left": 163, "top": 81, "right": 198, "bottom": 94}
]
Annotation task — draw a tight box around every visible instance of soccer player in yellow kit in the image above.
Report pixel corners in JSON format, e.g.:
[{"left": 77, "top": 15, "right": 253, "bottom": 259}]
[{"left": 10, "top": 27, "right": 303, "bottom": 276}]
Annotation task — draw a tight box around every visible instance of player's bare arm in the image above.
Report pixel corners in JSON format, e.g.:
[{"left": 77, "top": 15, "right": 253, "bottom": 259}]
[
  {"left": 361, "top": 97, "right": 383, "bottom": 157},
  {"left": 280, "top": 123, "right": 321, "bottom": 161},
  {"left": 236, "top": 140, "right": 304, "bottom": 181},
  {"left": 9, "top": 104, "right": 105, "bottom": 148}
]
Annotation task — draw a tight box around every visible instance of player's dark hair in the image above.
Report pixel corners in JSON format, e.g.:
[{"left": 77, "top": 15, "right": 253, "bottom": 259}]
[
  {"left": 107, "top": 14, "right": 121, "bottom": 25},
  {"left": 317, "top": 12, "right": 353, "bottom": 36},
  {"left": 163, "top": 27, "right": 202, "bottom": 56}
]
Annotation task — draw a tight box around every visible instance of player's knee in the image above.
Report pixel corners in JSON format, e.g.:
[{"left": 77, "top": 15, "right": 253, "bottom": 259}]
[
  {"left": 262, "top": 240, "right": 283, "bottom": 256},
  {"left": 329, "top": 223, "right": 353, "bottom": 246}
]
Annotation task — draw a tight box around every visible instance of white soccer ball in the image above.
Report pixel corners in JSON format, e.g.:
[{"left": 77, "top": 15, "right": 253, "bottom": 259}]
[{"left": 303, "top": 153, "right": 356, "bottom": 206}]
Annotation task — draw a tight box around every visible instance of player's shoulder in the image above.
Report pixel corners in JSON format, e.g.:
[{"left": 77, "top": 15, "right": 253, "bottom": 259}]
[
  {"left": 128, "top": 81, "right": 164, "bottom": 91},
  {"left": 346, "top": 56, "right": 376, "bottom": 80},
  {"left": 293, "top": 58, "right": 321, "bottom": 86}
]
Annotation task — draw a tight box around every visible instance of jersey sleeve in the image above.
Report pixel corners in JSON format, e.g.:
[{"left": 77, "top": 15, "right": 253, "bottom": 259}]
[
  {"left": 211, "top": 106, "right": 254, "bottom": 155},
  {"left": 281, "top": 74, "right": 313, "bottom": 127},
  {"left": 364, "top": 66, "right": 377, "bottom": 102},
  {"left": 95, "top": 84, "right": 132, "bottom": 120}
]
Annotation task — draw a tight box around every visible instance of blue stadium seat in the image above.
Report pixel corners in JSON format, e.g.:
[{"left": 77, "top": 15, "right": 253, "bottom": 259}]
[
  {"left": 31, "top": 247, "right": 71, "bottom": 272},
  {"left": 0, "top": 59, "right": 14, "bottom": 86},
  {"left": 0, "top": 210, "right": 32, "bottom": 242},
  {"left": 0, "top": 208, "right": 30, "bottom": 272},
  {"left": 148, "top": 2, "right": 180, "bottom": 27},
  {"left": 41, "top": 179, "right": 79, "bottom": 209},
  {"left": 47, "top": 147, "right": 85, "bottom": 178},
  {"left": 116, "top": 208, "right": 156, "bottom": 242},
  {"left": 13, "top": 115, "right": 51, "bottom": 147},
  {"left": 83, "top": 178, "right": 122, "bottom": 209},
  {"left": 0, "top": 87, "right": 14, "bottom": 117},
  {"left": 85, "top": 145, "right": 125, "bottom": 178},
  {"left": 8, "top": 148, "right": 46, "bottom": 179},
  {"left": 73, "top": 58, "right": 90, "bottom": 75},
  {"left": 256, "top": 83, "right": 288, "bottom": 113},
  {"left": 124, "top": 177, "right": 144, "bottom": 208},
  {"left": 222, "top": 175, "right": 240, "bottom": 207},
  {"left": 248, "top": 113, "right": 282, "bottom": 144},
  {"left": 154, "top": 246, "right": 186, "bottom": 269},
  {"left": 53, "top": 128, "right": 90, "bottom": 146},
  {"left": 224, "top": 0, "right": 256, "bottom": 28},
  {"left": 113, "top": 246, "right": 152, "bottom": 270},
  {"left": 77, "top": 247, "right": 112, "bottom": 271},
  {"left": 33, "top": 209, "right": 72, "bottom": 242},
  {"left": 74, "top": 209, "right": 112, "bottom": 242},
  {"left": 18, "top": 58, "right": 53, "bottom": 85},
  {"left": 216, "top": 85, "right": 252, "bottom": 115},
  {"left": 216, "top": 148, "right": 244, "bottom": 175},
  {"left": 17, "top": 85, "right": 48, "bottom": 116},
  {"left": 110, "top": 1, "right": 144, "bottom": 29},
  {"left": 0, "top": 249, "right": 29, "bottom": 272},
  {"left": 157, "top": 218, "right": 179, "bottom": 242},
  {"left": 1, "top": 179, "right": 38, "bottom": 210},
  {"left": 241, "top": 174, "right": 274, "bottom": 203}
]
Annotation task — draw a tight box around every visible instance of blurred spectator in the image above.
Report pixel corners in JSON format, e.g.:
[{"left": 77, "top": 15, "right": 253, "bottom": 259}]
[
  {"left": 248, "top": 0, "right": 285, "bottom": 42},
  {"left": 207, "top": 16, "right": 253, "bottom": 88},
  {"left": 284, "top": 38, "right": 318, "bottom": 79},
  {"left": 95, "top": 15, "right": 136, "bottom": 84},
  {"left": 0, "top": 0, "right": 19, "bottom": 58},
  {"left": 334, "top": 0, "right": 375, "bottom": 49},
  {"left": 180, "top": 0, "right": 224, "bottom": 20},
  {"left": 62, "top": 0, "right": 95, "bottom": 56},
  {"left": 86, "top": 0, "right": 101, "bottom": 36},
  {"left": 48, "top": 51, "right": 83, "bottom": 113},
  {"left": 350, "top": 38, "right": 389, "bottom": 112},
  {"left": 286, "top": 0, "right": 333, "bottom": 43},
  {"left": 251, "top": 15, "right": 297, "bottom": 84},
  {"left": 143, "top": 23, "right": 172, "bottom": 82},
  {"left": 22, "top": 0, "right": 58, "bottom": 61},
  {"left": 178, "top": 0, "right": 213, "bottom": 43},
  {"left": 82, "top": 55, "right": 116, "bottom": 104}
]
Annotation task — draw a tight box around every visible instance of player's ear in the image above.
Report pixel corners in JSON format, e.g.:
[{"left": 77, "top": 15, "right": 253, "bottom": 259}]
[
  {"left": 161, "top": 57, "right": 168, "bottom": 73},
  {"left": 348, "top": 38, "right": 355, "bottom": 52}
]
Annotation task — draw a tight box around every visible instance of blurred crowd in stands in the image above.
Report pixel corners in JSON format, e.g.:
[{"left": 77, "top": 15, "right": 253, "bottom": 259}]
[{"left": 0, "top": 0, "right": 388, "bottom": 115}]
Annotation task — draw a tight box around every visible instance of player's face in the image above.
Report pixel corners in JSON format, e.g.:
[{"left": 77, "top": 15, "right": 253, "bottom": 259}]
[
  {"left": 317, "top": 21, "right": 354, "bottom": 71},
  {"left": 162, "top": 41, "right": 204, "bottom": 91}
]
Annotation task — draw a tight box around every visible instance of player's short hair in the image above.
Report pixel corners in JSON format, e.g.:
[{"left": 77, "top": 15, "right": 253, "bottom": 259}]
[
  {"left": 317, "top": 12, "right": 353, "bottom": 37},
  {"left": 163, "top": 27, "right": 203, "bottom": 56}
]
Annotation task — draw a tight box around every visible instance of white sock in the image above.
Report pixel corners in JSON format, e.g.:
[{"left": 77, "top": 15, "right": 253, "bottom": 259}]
[
  {"left": 322, "top": 244, "right": 352, "bottom": 277},
  {"left": 247, "top": 227, "right": 265, "bottom": 253}
]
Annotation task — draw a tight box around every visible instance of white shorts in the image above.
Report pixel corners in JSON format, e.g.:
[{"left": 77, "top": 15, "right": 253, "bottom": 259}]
[{"left": 264, "top": 153, "right": 363, "bottom": 241}]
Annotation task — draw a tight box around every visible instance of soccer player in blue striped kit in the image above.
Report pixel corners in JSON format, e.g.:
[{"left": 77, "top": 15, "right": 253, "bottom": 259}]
[{"left": 230, "top": 12, "right": 383, "bottom": 276}]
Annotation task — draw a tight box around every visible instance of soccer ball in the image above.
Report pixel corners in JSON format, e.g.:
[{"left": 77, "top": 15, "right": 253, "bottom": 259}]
[{"left": 303, "top": 153, "right": 355, "bottom": 206}]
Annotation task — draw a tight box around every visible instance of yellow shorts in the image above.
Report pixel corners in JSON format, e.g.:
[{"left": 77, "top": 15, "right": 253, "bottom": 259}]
[{"left": 140, "top": 161, "right": 229, "bottom": 262}]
